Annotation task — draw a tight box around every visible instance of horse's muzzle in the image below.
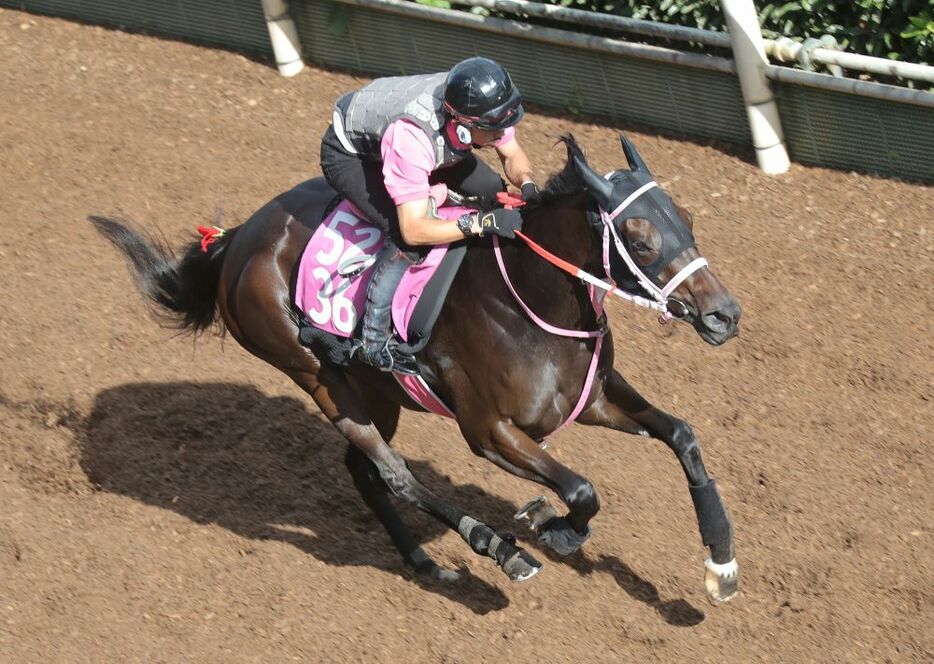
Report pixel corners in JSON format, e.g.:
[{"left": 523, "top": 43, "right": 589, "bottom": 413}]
[{"left": 698, "top": 299, "right": 741, "bottom": 346}]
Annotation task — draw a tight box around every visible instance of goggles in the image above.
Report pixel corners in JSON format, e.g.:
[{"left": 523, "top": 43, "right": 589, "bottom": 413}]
[{"left": 445, "top": 102, "right": 523, "bottom": 131}]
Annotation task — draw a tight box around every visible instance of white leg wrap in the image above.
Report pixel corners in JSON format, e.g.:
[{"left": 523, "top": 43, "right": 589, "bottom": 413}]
[
  {"left": 457, "top": 515, "right": 479, "bottom": 540},
  {"left": 705, "top": 557, "right": 738, "bottom": 578},
  {"left": 488, "top": 534, "right": 504, "bottom": 559}
]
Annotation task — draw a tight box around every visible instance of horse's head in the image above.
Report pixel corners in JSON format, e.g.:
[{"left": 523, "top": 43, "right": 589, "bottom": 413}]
[{"left": 571, "top": 135, "right": 741, "bottom": 345}]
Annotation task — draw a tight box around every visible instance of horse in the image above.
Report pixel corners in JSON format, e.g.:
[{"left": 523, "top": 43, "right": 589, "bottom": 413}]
[{"left": 90, "top": 134, "right": 742, "bottom": 602}]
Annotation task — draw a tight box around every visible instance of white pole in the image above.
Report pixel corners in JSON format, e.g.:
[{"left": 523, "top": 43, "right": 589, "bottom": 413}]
[
  {"left": 720, "top": 0, "right": 789, "bottom": 174},
  {"left": 261, "top": 0, "right": 305, "bottom": 77}
]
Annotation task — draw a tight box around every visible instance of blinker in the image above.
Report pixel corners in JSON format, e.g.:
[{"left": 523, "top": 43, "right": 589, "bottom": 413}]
[{"left": 605, "top": 177, "right": 697, "bottom": 286}]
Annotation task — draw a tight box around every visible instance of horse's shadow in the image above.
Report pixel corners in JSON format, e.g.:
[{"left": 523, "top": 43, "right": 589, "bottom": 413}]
[
  {"left": 555, "top": 552, "right": 705, "bottom": 626},
  {"left": 79, "top": 381, "right": 513, "bottom": 614},
  {"left": 80, "top": 381, "right": 703, "bottom": 622}
]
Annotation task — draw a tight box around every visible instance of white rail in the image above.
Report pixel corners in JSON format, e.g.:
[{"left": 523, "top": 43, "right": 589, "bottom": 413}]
[
  {"left": 451, "top": 0, "right": 934, "bottom": 84},
  {"left": 334, "top": 0, "right": 735, "bottom": 73},
  {"left": 452, "top": 0, "right": 733, "bottom": 49},
  {"left": 769, "top": 42, "right": 934, "bottom": 84},
  {"left": 766, "top": 66, "right": 934, "bottom": 109}
]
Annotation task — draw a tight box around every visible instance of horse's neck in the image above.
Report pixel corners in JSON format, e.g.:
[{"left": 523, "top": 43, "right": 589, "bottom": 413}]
[
  {"left": 493, "top": 197, "right": 603, "bottom": 331},
  {"left": 522, "top": 196, "right": 597, "bottom": 271}
]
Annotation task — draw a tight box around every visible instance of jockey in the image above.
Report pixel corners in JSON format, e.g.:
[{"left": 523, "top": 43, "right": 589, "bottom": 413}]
[{"left": 320, "top": 56, "right": 540, "bottom": 375}]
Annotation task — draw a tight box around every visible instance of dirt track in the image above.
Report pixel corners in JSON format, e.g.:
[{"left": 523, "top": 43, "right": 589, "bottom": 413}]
[{"left": 2, "top": 9, "right": 932, "bottom": 663}]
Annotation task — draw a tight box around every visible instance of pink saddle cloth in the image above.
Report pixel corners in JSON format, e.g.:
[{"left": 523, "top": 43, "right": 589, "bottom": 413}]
[
  {"left": 294, "top": 199, "right": 468, "bottom": 418},
  {"left": 295, "top": 200, "right": 468, "bottom": 340}
]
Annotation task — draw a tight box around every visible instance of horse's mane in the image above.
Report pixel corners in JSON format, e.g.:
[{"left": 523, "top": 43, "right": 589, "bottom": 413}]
[{"left": 537, "top": 134, "right": 588, "bottom": 204}]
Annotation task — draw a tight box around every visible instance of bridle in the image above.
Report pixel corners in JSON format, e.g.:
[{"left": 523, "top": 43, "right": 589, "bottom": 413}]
[
  {"left": 501, "top": 170, "right": 709, "bottom": 325},
  {"left": 570, "top": 136, "right": 713, "bottom": 324}
]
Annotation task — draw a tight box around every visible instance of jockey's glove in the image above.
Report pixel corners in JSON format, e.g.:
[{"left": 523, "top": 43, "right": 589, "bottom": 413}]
[
  {"left": 478, "top": 208, "right": 523, "bottom": 239},
  {"left": 520, "top": 181, "right": 542, "bottom": 204}
]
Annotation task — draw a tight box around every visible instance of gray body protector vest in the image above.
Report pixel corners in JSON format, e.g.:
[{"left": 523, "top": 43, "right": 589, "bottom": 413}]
[{"left": 333, "top": 72, "right": 470, "bottom": 170}]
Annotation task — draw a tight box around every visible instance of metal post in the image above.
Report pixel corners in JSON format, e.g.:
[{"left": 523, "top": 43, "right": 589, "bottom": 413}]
[{"left": 720, "top": 0, "right": 789, "bottom": 174}]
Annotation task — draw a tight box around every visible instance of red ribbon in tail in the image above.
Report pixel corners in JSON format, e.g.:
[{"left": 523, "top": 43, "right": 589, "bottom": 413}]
[{"left": 197, "top": 225, "right": 226, "bottom": 253}]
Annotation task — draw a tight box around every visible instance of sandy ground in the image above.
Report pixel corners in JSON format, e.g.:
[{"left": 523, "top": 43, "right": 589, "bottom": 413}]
[{"left": 1, "top": 8, "right": 932, "bottom": 663}]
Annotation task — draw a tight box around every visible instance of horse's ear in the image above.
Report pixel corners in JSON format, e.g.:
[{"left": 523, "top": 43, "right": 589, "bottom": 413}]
[
  {"left": 572, "top": 155, "right": 613, "bottom": 210},
  {"left": 620, "top": 134, "right": 650, "bottom": 173}
]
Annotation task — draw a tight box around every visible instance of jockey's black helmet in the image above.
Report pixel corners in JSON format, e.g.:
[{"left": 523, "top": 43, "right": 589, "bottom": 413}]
[{"left": 442, "top": 57, "right": 524, "bottom": 131}]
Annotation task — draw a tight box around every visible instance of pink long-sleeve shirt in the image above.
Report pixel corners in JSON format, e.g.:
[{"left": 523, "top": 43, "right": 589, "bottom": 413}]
[{"left": 380, "top": 120, "right": 515, "bottom": 206}]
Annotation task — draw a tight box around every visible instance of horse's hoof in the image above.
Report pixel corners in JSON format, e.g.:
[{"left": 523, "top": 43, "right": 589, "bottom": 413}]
[
  {"left": 502, "top": 549, "right": 543, "bottom": 582},
  {"left": 537, "top": 516, "right": 591, "bottom": 556},
  {"left": 416, "top": 560, "right": 460, "bottom": 583},
  {"left": 704, "top": 557, "right": 739, "bottom": 603},
  {"left": 514, "top": 495, "right": 558, "bottom": 530},
  {"left": 432, "top": 566, "right": 461, "bottom": 583},
  {"left": 411, "top": 548, "right": 459, "bottom": 582}
]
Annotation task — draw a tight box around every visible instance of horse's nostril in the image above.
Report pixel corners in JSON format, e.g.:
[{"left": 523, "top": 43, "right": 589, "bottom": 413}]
[{"left": 702, "top": 311, "right": 732, "bottom": 334}]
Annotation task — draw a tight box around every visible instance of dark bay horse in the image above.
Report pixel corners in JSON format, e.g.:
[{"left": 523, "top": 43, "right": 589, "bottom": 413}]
[{"left": 91, "top": 135, "right": 742, "bottom": 601}]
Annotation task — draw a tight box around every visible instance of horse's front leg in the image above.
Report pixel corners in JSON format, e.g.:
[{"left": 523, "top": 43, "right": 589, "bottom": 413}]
[
  {"left": 578, "top": 369, "right": 739, "bottom": 602},
  {"left": 462, "top": 419, "right": 599, "bottom": 556}
]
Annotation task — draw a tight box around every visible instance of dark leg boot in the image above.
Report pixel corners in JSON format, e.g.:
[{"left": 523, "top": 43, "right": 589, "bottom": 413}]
[{"left": 357, "top": 245, "right": 419, "bottom": 375}]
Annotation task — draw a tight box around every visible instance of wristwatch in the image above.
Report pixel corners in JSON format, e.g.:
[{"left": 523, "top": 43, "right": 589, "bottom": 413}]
[{"left": 456, "top": 212, "right": 476, "bottom": 239}]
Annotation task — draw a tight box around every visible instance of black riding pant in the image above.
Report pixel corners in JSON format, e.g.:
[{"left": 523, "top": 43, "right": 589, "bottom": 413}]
[{"left": 319, "top": 124, "right": 505, "bottom": 250}]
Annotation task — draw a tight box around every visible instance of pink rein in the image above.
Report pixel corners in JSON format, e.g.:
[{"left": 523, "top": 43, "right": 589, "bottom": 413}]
[{"left": 491, "top": 194, "right": 607, "bottom": 439}]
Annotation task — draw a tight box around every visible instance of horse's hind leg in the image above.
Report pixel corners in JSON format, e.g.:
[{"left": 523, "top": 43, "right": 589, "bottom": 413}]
[
  {"left": 344, "top": 445, "right": 457, "bottom": 581},
  {"left": 291, "top": 368, "right": 543, "bottom": 582},
  {"left": 578, "top": 369, "right": 738, "bottom": 602},
  {"left": 341, "top": 398, "right": 441, "bottom": 575}
]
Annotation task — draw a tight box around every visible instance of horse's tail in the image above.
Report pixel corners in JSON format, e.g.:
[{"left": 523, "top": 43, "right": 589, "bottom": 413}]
[{"left": 88, "top": 216, "right": 240, "bottom": 335}]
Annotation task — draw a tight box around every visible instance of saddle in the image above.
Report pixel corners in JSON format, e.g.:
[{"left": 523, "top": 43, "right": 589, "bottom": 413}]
[{"left": 295, "top": 199, "right": 469, "bottom": 365}]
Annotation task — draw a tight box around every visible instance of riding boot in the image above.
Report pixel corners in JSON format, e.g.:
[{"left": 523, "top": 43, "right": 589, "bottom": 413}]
[{"left": 357, "top": 244, "right": 419, "bottom": 375}]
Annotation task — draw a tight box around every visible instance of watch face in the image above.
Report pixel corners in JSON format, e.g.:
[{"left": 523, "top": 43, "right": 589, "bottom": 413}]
[{"left": 457, "top": 213, "right": 473, "bottom": 237}]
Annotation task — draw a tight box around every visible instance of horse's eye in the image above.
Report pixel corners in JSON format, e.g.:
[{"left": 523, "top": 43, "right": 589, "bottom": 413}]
[{"left": 630, "top": 240, "right": 651, "bottom": 254}]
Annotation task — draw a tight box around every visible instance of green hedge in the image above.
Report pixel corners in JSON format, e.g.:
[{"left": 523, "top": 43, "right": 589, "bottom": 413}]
[{"left": 440, "top": 1, "right": 933, "bottom": 64}]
